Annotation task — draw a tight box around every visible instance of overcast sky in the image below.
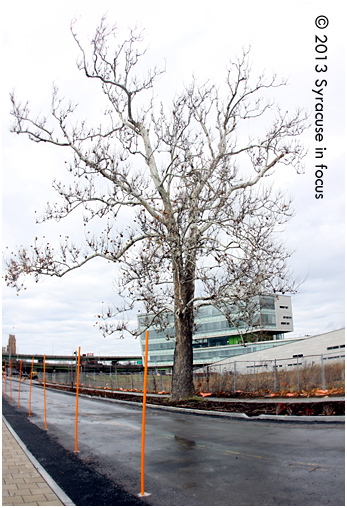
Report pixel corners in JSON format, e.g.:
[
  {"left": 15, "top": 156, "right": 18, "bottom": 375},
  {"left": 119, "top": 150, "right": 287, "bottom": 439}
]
[{"left": 2, "top": 0, "right": 345, "bottom": 357}]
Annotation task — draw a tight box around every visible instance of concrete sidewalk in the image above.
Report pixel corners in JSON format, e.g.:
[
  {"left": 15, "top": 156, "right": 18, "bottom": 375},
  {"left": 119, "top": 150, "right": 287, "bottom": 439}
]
[{"left": 2, "top": 418, "right": 73, "bottom": 506}]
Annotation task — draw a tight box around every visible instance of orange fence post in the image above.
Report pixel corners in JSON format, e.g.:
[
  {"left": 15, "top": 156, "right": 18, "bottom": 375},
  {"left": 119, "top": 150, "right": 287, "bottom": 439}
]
[
  {"left": 18, "top": 360, "right": 22, "bottom": 408},
  {"left": 43, "top": 355, "right": 47, "bottom": 430},
  {"left": 4, "top": 362, "right": 7, "bottom": 398},
  {"left": 75, "top": 347, "right": 81, "bottom": 453},
  {"left": 139, "top": 330, "right": 150, "bottom": 497},
  {"left": 29, "top": 357, "right": 34, "bottom": 416},
  {"left": 10, "top": 361, "right": 12, "bottom": 402}
]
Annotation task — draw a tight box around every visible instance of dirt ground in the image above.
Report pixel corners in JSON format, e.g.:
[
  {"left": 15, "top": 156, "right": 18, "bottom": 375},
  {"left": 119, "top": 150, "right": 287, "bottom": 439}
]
[{"left": 44, "top": 383, "right": 345, "bottom": 417}]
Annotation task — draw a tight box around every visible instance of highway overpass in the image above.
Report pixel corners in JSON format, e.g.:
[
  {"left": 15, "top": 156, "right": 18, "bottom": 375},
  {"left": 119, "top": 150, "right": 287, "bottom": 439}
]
[{"left": 2, "top": 353, "right": 142, "bottom": 372}]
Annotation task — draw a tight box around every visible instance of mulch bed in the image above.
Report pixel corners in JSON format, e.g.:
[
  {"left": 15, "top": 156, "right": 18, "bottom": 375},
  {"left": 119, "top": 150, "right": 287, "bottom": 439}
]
[
  {"left": 42, "top": 383, "right": 345, "bottom": 417},
  {"left": 154, "top": 398, "right": 345, "bottom": 417}
]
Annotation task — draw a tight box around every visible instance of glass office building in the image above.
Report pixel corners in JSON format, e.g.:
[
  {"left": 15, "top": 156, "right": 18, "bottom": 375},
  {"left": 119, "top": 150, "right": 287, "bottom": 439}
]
[{"left": 138, "top": 295, "right": 294, "bottom": 367}]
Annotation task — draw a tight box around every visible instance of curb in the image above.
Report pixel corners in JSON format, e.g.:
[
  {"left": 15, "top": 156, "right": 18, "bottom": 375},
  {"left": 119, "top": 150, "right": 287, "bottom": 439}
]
[
  {"left": 143, "top": 403, "right": 345, "bottom": 423},
  {"left": 2, "top": 416, "right": 75, "bottom": 506},
  {"left": 75, "top": 390, "right": 345, "bottom": 424},
  {"left": 33, "top": 383, "right": 345, "bottom": 423}
]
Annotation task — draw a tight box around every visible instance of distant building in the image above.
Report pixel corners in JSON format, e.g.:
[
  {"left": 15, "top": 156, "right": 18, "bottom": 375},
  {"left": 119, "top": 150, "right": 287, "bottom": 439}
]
[
  {"left": 138, "top": 295, "right": 294, "bottom": 367},
  {"left": 7, "top": 334, "right": 16, "bottom": 355},
  {"left": 195, "top": 328, "right": 345, "bottom": 374}
]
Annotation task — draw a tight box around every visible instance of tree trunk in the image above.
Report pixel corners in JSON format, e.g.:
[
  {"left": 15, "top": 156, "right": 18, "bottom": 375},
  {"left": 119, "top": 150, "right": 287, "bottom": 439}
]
[
  {"left": 171, "top": 303, "right": 195, "bottom": 400},
  {"left": 170, "top": 252, "right": 196, "bottom": 401}
]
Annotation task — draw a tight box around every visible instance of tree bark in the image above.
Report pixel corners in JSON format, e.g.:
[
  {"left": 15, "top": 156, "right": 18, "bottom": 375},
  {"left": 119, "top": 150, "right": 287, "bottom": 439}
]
[
  {"left": 171, "top": 303, "right": 195, "bottom": 400},
  {"left": 171, "top": 252, "right": 196, "bottom": 401}
]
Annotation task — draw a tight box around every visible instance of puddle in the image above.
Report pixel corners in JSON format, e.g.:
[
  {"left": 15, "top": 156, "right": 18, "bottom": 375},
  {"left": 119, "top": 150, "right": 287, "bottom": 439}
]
[{"left": 174, "top": 435, "right": 196, "bottom": 448}]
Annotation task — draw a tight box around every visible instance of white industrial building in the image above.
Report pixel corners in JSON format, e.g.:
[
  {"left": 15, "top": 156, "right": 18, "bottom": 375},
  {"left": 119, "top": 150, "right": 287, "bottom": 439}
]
[{"left": 195, "top": 328, "right": 345, "bottom": 374}]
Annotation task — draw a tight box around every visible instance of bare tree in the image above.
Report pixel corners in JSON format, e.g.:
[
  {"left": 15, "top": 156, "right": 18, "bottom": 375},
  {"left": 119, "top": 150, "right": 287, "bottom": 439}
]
[{"left": 5, "top": 18, "right": 308, "bottom": 400}]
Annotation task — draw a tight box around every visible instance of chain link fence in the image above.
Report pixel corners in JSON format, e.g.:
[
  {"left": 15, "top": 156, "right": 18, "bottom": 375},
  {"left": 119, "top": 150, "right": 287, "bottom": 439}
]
[
  {"left": 194, "top": 354, "right": 345, "bottom": 394},
  {"left": 40, "top": 369, "right": 173, "bottom": 393},
  {"left": 39, "top": 353, "right": 344, "bottom": 395}
]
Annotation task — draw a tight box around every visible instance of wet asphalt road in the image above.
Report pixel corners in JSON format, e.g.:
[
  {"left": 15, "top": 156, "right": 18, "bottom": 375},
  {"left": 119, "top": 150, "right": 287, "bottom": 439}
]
[
  {"left": 2, "top": 397, "right": 147, "bottom": 506},
  {"left": 3, "top": 379, "right": 345, "bottom": 506}
]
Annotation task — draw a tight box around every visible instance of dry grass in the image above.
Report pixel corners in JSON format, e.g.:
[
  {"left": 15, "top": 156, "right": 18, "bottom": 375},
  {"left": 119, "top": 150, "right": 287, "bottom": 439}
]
[
  {"left": 193, "top": 360, "right": 345, "bottom": 395},
  {"left": 43, "top": 360, "right": 344, "bottom": 396}
]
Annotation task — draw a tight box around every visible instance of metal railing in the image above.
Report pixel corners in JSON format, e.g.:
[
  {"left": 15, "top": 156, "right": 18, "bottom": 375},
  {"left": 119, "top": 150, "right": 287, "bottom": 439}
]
[
  {"left": 39, "top": 370, "right": 172, "bottom": 394},
  {"left": 194, "top": 353, "right": 345, "bottom": 394},
  {"left": 38, "top": 352, "right": 344, "bottom": 395}
]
